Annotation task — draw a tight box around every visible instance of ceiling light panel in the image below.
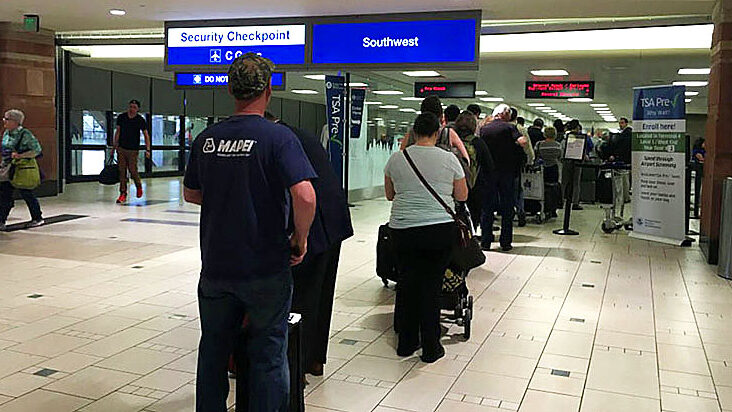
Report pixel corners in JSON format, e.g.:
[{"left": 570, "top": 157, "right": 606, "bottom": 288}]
[
  {"left": 678, "top": 68, "right": 711, "bottom": 75},
  {"left": 372, "top": 90, "right": 404, "bottom": 95},
  {"left": 530, "top": 69, "right": 569, "bottom": 76},
  {"left": 291, "top": 90, "right": 319, "bottom": 95},
  {"left": 304, "top": 74, "right": 326, "bottom": 80},
  {"left": 480, "top": 97, "right": 504, "bottom": 102},
  {"left": 402, "top": 70, "right": 441, "bottom": 77},
  {"left": 673, "top": 81, "right": 708, "bottom": 87}
]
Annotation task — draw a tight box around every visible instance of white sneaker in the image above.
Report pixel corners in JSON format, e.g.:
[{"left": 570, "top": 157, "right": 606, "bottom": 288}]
[{"left": 28, "top": 219, "right": 44, "bottom": 228}]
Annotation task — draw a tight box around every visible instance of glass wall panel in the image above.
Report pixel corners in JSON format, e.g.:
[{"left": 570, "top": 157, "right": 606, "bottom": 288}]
[
  {"left": 151, "top": 115, "right": 181, "bottom": 146},
  {"left": 70, "top": 110, "right": 107, "bottom": 145},
  {"left": 71, "top": 149, "right": 107, "bottom": 176},
  {"left": 151, "top": 150, "right": 180, "bottom": 172}
]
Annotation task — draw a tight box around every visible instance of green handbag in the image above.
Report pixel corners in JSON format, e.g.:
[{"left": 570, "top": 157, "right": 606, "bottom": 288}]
[{"left": 10, "top": 157, "right": 41, "bottom": 190}]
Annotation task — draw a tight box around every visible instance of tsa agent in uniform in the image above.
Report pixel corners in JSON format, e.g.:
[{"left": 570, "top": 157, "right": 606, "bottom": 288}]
[{"left": 183, "top": 53, "right": 317, "bottom": 412}]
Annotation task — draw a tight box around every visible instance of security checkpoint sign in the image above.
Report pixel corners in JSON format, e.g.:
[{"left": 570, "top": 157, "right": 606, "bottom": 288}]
[
  {"left": 166, "top": 24, "right": 306, "bottom": 69},
  {"left": 630, "top": 85, "right": 687, "bottom": 245}
]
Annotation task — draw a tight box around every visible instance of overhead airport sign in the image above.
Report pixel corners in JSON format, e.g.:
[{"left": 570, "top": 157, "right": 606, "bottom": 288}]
[
  {"left": 165, "top": 11, "right": 480, "bottom": 71},
  {"left": 165, "top": 23, "right": 306, "bottom": 70},
  {"left": 525, "top": 81, "right": 595, "bottom": 99},
  {"left": 175, "top": 71, "right": 286, "bottom": 90},
  {"left": 311, "top": 13, "right": 479, "bottom": 69},
  {"left": 414, "top": 81, "right": 476, "bottom": 98}
]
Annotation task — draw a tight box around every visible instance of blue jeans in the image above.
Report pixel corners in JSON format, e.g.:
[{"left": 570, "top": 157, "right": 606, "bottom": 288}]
[
  {"left": 196, "top": 272, "right": 292, "bottom": 412},
  {"left": 0, "top": 181, "right": 42, "bottom": 223},
  {"left": 481, "top": 171, "right": 517, "bottom": 247}
]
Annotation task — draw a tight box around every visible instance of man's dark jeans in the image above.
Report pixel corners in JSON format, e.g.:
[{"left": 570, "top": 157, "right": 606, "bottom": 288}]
[
  {"left": 196, "top": 271, "right": 292, "bottom": 412},
  {"left": 481, "top": 170, "right": 517, "bottom": 248}
]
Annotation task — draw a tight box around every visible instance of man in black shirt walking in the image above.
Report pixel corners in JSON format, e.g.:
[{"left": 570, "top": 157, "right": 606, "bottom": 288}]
[
  {"left": 184, "top": 53, "right": 317, "bottom": 412},
  {"left": 113, "top": 99, "right": 151, "bottom": 203}
]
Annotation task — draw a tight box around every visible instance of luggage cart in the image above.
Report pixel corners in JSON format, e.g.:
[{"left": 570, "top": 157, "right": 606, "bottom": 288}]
[
  {"left": 596, "top": 163, "right": 631, "bottom": 234},
  {"left": 522, "top": 164, "right": 546, "bottom": 223}
]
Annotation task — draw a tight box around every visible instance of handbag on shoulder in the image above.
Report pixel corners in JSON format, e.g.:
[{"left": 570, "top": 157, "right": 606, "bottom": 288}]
[{"left": 402, "top": 149, "right": 486, "bottom": 271}]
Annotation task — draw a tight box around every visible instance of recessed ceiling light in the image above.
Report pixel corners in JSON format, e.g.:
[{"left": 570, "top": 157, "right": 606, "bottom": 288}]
[
  {"left": 567, "top": 98, "right": 593, "bottom": 102},
  {"left": 291, "top": 89, "right": 318, "bottom": 95},
  {"left": 402, "top": 70, "right": 441, "bottom": 77},
  {"left": 678, "top": 68, "right": 711, "bottom": 75},
  {"left": 685, "top": 91, "right": 699, "bottom": 96},
  {"left": 303, "top": 74, "right": 326, "bottom": 80},
  {"left": 399, "top": 108, "right": 416, "bottom": 113},
  {"left": 530, "top": 69, "right": 569, "bottom": 76},
  {"left": 109, "top": 9, "right": 126, "bottom": 15},
  {"left": 349, "top": 82, "right": 368, "bottom": 87},
  {"left": 380, "top": 105, "right": 399, "bottom": 109},
  {"left": 363, "top": 101, "right": 382, "bottom": 105},
  {"left": 373, "top": 90, "right": 404, "bottom": 95},
  {"left": 401, "top": 97, "right": 423, "bottom": 101},
  {"left": 673, "top": 81, "right": 708, "bottom": 87},
  {"left": 685, "top": 98, "right": 693, "bottom": 103},
  {"left": 480, "top": 97, "right": 504, "bottom": 102},
  {"left": 540, "top": 108, "right": 555, "bottom": 112},
  {"left": 475, "top": 91, "right": 489, "bottom": 96},
  {"left": 590, "top": 103, "right": 607, "bottom": 107},
  {"left": 527, "top": 103, "right": 546, "bottom": 107}
]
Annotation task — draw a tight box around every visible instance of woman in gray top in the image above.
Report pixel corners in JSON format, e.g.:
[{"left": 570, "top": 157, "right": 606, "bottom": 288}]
[{"left": 384, "top": 112, "right": 468, "bottom": 363}]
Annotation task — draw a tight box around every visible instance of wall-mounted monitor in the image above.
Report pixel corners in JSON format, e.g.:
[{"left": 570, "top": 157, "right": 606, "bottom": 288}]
[{"left": 414, "top": 81, "right": 476, "bottom": 98}]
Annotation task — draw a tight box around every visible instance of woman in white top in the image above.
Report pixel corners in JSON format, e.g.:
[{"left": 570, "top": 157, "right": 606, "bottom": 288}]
[{"left": 384, "top": 112, "right": 468, "bottom": 363}]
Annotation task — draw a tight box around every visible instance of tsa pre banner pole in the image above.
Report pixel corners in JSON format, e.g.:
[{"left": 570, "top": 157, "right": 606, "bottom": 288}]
[{"left": 344, "top": 72, "right": 351, "bottom": 203}]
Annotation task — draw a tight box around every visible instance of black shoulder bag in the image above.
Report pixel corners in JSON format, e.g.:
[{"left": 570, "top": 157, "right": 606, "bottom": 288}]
[{"left": 402, "top": 149, "right": 486, "bottom": 271}]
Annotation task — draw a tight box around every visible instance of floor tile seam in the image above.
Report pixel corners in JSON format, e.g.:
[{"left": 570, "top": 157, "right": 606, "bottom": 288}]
[
  {"left": 518, "top": 250, "right": 589, "bottom": 409},
  {"left": 577, "top": 250, "right": 617, "bottom": 405},
  {"left": 352, "top": 350, "right": 420, "bottom": 409},
  {"left": 439, "top": 250, "right": 548, "bottom": 401},
  {"left": 676, "top": 258, "right": 725, "bottom": 411}
]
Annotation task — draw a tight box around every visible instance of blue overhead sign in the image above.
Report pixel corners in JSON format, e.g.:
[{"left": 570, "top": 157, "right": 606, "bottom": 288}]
[
  {"left": 175, "top": 72, "right": 285, "bottom": 90},
  {"left": 311, "top": 19, "right": 478, "bottom": 67},
  {"left": 166, "top": 24, "right": 306, "bottom": 68}
]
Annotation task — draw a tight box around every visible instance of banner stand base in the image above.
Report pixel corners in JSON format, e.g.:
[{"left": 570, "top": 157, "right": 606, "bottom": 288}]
[
  {"left": 553, "top": 229, "right": 579, "bottom": 236},
  {"left": 630, "top": 231, "right": 685, "bottom": 246}
]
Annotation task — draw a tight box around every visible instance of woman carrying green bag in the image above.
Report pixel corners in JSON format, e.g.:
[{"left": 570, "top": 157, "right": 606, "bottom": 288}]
[{"left": 0, "top": 109, "right": 44, "bottom": 231}]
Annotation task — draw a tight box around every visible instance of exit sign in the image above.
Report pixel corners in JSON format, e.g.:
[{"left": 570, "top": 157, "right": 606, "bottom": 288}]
[{"left": 23, "top": 15, "right": 40, "bottom": 32}]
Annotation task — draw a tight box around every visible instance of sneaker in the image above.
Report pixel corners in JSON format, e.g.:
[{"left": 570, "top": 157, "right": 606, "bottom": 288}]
[
  {"left": 420, "top": 346, "right": 445, "bottom": 364},
  {"left": 28, "top": 219, "right": 44, "bottom": 228},
  {"left": 136, "top": 186, "right": 143, "bottom": 198},
  {"left": 480, "top": 243, "right": 492, "bottom": 251},
  {"left": 116, "top": 193, "right": 127, "bottom": 204},
  {"left": 501, "top": 245, "right": 514, "bottom": 252}
]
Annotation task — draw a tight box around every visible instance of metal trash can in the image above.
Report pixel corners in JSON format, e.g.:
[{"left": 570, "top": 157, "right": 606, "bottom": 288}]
[{"left": 719, "top": 177, "right": 732, "bottom": 279}]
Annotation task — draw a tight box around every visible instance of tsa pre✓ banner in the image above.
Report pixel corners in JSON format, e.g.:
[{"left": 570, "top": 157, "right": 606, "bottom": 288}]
[
  {"left": 630, "top": 85, "right": 687, "bottom": 245},
  {"left": 325, "top": 75, "right": 346, "bottom": 185}
]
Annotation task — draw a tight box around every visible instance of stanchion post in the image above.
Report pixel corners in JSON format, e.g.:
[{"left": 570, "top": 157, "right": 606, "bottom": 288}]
[{"left": 553, "top": 160, "right": 580, "bottom": 236}]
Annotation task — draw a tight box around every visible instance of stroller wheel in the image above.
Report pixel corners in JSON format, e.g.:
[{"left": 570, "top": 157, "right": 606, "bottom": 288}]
[
  {"left": 463, "top": 308, "right": 472, "bottom": 340},
  {"left": 535, "top": 213, "right": 544, "bottom": 224},
  {"left": 454, "top": 301, "right": 463, "bottom": 321},
  {"left": 468, "top": 296, "right": 473, "bottom": 311}
]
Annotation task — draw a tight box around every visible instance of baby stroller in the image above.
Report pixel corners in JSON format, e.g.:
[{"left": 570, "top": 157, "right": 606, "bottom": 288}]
[
  {"left": 378, "top": 204, "right": 475, "bottom": 340},
  {"left": 597, "top": 162, "right": 632, "bottom": 233}
]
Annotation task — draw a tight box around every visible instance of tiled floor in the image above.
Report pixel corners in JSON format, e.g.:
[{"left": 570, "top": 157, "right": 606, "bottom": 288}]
[{"left": 0, "top": 177, "right": 727, "bottom": 412}]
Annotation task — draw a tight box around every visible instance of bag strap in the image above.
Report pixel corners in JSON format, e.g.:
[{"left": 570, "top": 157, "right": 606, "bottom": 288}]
[{"left": 403, "top": 148, "right": 456, "bottom": 220}]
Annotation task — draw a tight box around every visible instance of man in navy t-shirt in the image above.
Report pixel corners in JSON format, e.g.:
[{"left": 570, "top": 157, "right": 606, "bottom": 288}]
[{"left": 184, "top": 53, "right": 317, "bottom": 412}]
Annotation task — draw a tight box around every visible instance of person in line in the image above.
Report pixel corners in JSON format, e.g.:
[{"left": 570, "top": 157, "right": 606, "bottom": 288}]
[
  {"left": 454, "top": 111, "right": 493, "bottom": 230},
  {"left": 466, "top": 104, "right": 484, "bottom": 136},
  {"left": 444, "top": 104, "right": 461, "bottom": 127},
  {"left": 561, "top": 120, "right": 590, "bottom": 210},
  {"left": 510, "top": 108, "right": 534, "bottom": 227},
  {"left": 691, "top": 138, "right": 705, "bottom": 216},
  {"left": 184, "top": 53, "right": 317, "bottom": 412},
  {"left": 399, "top": 96, "right": 470, "bottom": 165},
  {"left": 535, "top": 127, "right": 562, "bottom": 218},
  {"left": 609, "top": 117, "right": 633, "bottom": 203},
  {"left": 480, "top": 104, "right": 528, "bottom": 251},
  {"left": 113, "top": 99, "right": 151, "bottom": 204},
  {"left": 264, "top": 111, "right": 354, "bottom": 377},
  {"left": 0, "top": 109, "right": 43, "bottom": 231},
  {"left": 553, "top": 119, "right": 566, "bottom": 142},
  {"left": 385, "top": 112, "right": 468, "bottom": 363},
  {"left": 528, "top": 118, "right": 545, "bottom": 147}
]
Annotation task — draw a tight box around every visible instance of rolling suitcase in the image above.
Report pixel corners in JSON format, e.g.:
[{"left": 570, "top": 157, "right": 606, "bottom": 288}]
[
  {"left": 232, "top": 313, "right": 304, "bottom": 412},
  {"left": 376, "top": 224, "right": 399, "bottom": 286}
]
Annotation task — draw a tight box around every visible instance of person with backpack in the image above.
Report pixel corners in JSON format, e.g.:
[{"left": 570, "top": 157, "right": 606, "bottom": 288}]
[
  {"left": 0, "top": 109, "right": 43, "bottom": 231},
  {"left": 454, "top": 111, "right": 493, "bottom": 230}
]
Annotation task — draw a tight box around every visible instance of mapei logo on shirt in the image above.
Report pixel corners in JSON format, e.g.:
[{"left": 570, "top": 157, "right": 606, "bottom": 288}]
[{"left": 202, "top": 137, "right": 256, "bottom": 157}]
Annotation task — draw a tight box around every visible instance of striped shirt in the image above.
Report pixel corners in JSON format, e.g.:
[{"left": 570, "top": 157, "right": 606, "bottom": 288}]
[{"left": 535, "top": 140, "right": 563, "bottom": 168}]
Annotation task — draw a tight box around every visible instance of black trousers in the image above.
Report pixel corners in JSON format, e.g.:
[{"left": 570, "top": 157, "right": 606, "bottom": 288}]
[
  {"left": 466, "top": 185, "right": 483, "bottom": 230},
  {"left": 391, "top": 222, "right": 454, "bottom": 357},
  {"left": 0, "top": 181, "right": 42, "bottom": 223},
  {"left": 291, "top": 242, "right": 342, "bottom": 367}
]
